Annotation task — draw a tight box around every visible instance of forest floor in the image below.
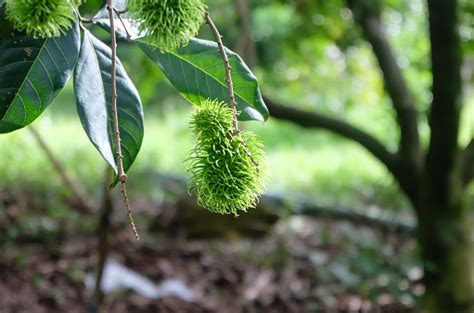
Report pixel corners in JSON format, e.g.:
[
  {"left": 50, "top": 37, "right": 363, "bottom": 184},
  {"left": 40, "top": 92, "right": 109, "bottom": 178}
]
[{"left": 0, "top": 187, "right": 422, "bottom": 313}]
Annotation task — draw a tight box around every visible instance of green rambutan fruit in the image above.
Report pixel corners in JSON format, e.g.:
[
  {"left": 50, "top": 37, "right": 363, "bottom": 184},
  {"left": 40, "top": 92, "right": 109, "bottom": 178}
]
[
  {"left": 5, "top": 0, "right": 76, "bottom": 38},
  {"left": 189, "top": 97, "right": 234, "bottom": 144},
  {"left": 127, "top": 0, "right": 206, "bottom": 50},
  {"left": 186, "top": 99, "right": 267, "bottom": 216}
]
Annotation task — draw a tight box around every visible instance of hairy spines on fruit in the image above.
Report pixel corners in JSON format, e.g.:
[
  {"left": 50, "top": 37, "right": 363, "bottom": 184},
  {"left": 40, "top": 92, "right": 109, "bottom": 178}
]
[
  {"left": 5, "top": 0, "right": 76, "bottom": 38},
  {"left": 186, "top": 99, "right": 266, "bottom": 216},
  {"left": 127, "top": 0, "right": 207, "bottom": 50}
]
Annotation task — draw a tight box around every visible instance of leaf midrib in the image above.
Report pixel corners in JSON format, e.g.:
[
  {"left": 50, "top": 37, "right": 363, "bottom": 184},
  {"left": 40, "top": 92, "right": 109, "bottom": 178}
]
[
  {"left": 87, "top": 31, "right": 117, "bottom": 171},
  {"left": 162, "top": 48, "right": 254, "bottom": 106}
]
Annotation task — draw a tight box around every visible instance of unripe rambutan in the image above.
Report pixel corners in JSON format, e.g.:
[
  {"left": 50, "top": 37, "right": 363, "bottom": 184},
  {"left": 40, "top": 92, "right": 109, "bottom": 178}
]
[
  {"left": 127, "top": 0, "right": 206, "bottom": 49},
  {"left": 186, "top": 99, "right": 267, "bottom": 216},
  {"left": 5, "top": 0, "right": 76, "bottom": 38}
]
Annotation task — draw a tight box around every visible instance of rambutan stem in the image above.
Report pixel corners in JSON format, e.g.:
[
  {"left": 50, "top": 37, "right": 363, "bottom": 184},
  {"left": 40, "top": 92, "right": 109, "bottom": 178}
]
[
  {"left": 113, "top": 8, "right": 132, "bottom": 40},
  {"left": 107, "top": 0, "right": 139, "bottom": 240},
  {"left": 205, "top": 12, "right": 259, "bottom": 173},
  {"left": 204, "top": 12, "right": 239, "bottom": 133}
]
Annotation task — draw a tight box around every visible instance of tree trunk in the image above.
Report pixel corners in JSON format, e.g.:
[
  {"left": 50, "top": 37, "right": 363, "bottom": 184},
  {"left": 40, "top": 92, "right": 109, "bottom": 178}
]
[
  {"left": 418, "top": 0, "right": 473, "bottom": 311},
  {"left": 416, "top": 189, "right": 474, "bottom": 313}
]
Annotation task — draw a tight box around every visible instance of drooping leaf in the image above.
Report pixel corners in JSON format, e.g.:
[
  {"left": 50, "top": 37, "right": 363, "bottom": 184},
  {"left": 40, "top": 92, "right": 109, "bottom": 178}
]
[
  {"left": 0, "top": 20, "right": 80, "bottom": 133},
  {"left": 74, "top": 30, "right": 144, "bottom": 179},
  {"left": 139, "top": 38, "right": 269, "bottom": 122}
]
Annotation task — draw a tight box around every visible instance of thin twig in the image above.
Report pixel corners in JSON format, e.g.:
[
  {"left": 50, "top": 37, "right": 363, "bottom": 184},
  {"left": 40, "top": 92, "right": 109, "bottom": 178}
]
[
  {"left": 204, "top": 12, "right": 259, "bottom": 172},
  {"left": 113, "top": 8, "right": 132, "bottom": 40},
  {"left": 204, "top": 12, "right": 239, "bottom": 132},
  {"left": 120, "top": 182, "right": 139, "bottom": 238},
  {"left": 71, "top": 5, "right": 94, "bottom": 24},
  {"left": 28, "top": 126, "right": 92, "bottom": 214},
  {"left": 107, "top": 0, "right": 139, "bottom": 240},
  {"left": 80, "top": 17, "right": 94, "bottom": 24},
  {"left": 93, "top": 167, "right": 114, "bottom": 313},
  {"left": 237, "top": 137, "right": 260, "bottom": 172}
]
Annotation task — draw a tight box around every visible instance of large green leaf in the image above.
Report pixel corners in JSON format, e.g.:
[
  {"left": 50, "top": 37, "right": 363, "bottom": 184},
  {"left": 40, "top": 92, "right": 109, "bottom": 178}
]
[
  {"left": 139, "top": 38, "right": 269, "bottom": 122},
  {"left": 74, "top": 30, "right": 144, "bottom": 178},
  {"left": 0, "top": 21, "right": 80, "bottom": 133}
]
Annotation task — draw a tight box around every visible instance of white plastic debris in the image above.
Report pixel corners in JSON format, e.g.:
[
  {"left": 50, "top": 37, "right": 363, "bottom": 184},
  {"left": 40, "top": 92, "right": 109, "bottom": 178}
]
[{"left": 85, "top": 259, "right": 196, "bottom": 302}]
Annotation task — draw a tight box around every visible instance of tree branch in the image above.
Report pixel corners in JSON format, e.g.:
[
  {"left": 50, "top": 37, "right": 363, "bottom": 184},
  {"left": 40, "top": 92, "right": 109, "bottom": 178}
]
[
  {"left": 265, "top": 97, "right": 425, "bottom": 202},
  {"left": 29, "top": 126, "right": 92, "bottom": 214},
  {"left": 93, "top": 167, "right": 114, "bottom": 313},
  {"left": 462, "top": 139, "right": 474, "bottom": 186},
  {"left": 264, "top": 97, "right": 397, "bottom": 174},
  {"left": 347, "top": 0, "right": 421, "bottom": 169}
]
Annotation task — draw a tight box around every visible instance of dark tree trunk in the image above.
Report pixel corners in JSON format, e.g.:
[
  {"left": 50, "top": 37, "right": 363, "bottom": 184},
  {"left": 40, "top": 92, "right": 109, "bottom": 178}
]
[
  {"left": 415, "top": 191, "right": 473, "bottom": 312},
  {"left": 417, "top": 0, "right": 474, "bottom": 310}
]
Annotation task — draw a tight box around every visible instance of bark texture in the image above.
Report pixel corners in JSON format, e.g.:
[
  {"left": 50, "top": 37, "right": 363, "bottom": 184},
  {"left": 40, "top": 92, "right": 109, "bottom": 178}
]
[{"left": 418, "top": 0, "right": 474, "bottom": 311}]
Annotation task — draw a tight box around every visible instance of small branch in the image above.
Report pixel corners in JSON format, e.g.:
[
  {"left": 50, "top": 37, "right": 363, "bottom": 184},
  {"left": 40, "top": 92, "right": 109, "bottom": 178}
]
[
  {"left": 80, "top": 17, "right": 94, "bottom": 24},
  {"left": 107, "top": 0, "right": 139, "bottom": 240},
  {"left": 93, "top": 167, "right": 114, "bottom": 313},
  {"left": 205, "top": 12, "right": 260, "bottom": 172},
  {"left": 120, "top": 180, "right": 139, "bottom": 238},
  {"left": 204, "top": 12, "right": 239, "bottom": 131},
  {"left": 264, "top": 97, "right": 425, "bottom": 203},
  {"left": 113, "top": 8, "right": 132, "bottom": 40},
  {"left": 462, "top": 139, "right": 474, "bottom": 186},
  {"left": 71, "top": 5, "right": 94, "bottom": 24},
  {"left": 28, "top": 126, "right": 92, "bottom": 214},
  {"left": 347, "top": 0, "right": 421, "bottom": 170},
  {"left": 264, "top": 97, "right": 398, "bottom": 176},
  {"left": 106, "top": 0, "right": 123, "bottom": 179},
  {"left": 237, "top": 136, "right": 260, "bottom": 172}
]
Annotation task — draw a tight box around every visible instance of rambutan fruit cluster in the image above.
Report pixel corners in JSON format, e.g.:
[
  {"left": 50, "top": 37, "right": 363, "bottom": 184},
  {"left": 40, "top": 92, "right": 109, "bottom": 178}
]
[{"left": 186, "top": 99, "right": 266, "bottom": 216}]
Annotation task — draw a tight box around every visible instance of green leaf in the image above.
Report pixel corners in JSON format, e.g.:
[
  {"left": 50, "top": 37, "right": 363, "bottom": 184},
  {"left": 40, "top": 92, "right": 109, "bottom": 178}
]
[
  {"left": 74, "top": 30, "right": 144, "bottom": 179},
  {"left": 0, "top": 22, "right": 80, "bottom": 133},
  {"left": 139, "top": 38, "right": 269, "bottom": 122}
]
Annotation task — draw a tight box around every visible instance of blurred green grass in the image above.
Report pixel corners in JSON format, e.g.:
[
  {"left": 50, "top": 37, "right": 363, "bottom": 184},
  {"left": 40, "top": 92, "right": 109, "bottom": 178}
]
[{"left": 0, "top": 81, "right": 410, "bottom": 211}]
